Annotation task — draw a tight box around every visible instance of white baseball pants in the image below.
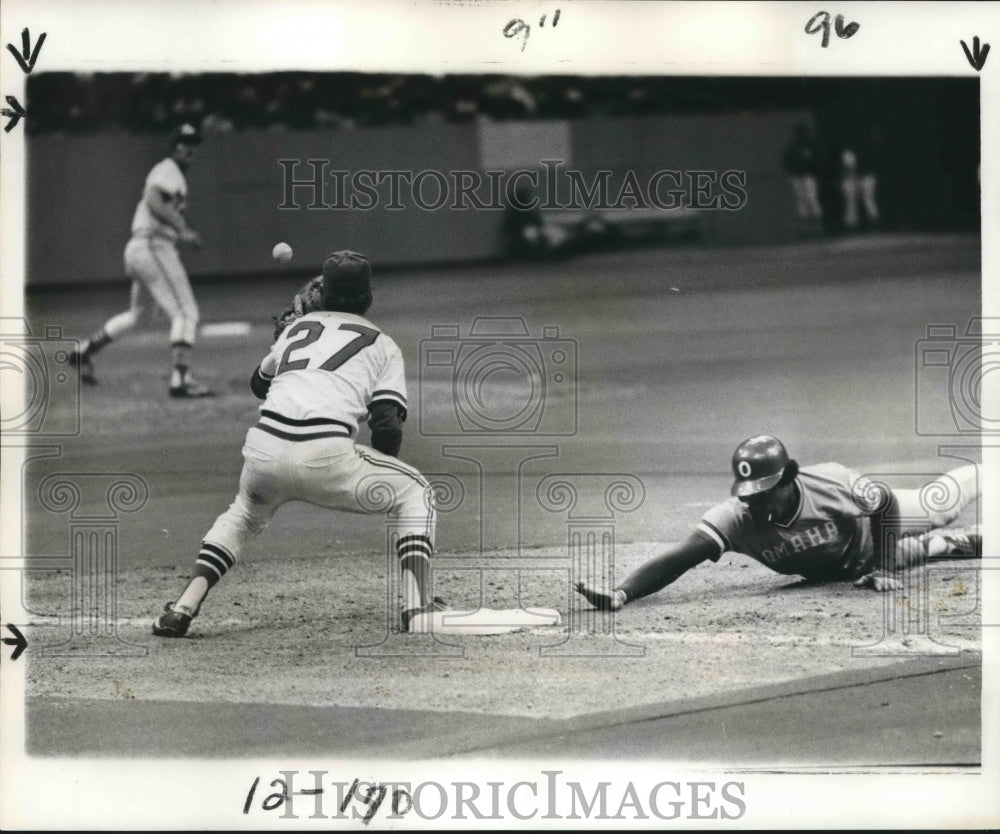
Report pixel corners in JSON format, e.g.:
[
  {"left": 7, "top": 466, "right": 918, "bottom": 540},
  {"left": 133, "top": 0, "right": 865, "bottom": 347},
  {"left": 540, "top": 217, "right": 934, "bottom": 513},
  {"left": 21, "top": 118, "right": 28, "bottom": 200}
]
[
  {"left": 201, "top": 428, "right": 436, "bottom": 569},
  {"left": 105, "top": 236, "right": 199, "bottom": 345}
]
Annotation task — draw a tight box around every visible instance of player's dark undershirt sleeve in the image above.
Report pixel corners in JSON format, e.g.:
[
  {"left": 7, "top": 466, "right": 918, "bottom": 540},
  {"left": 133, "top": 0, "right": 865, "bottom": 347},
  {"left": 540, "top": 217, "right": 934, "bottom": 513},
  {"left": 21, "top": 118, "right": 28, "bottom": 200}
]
[
  {"left": 617, "top": 531, "right": 719, "bottom": 602},
  {"left": 368, "top": 400, "right": 404, "bottom": 457},
  {"left": 250, "top": 364, "right": 273, "bottom": 399}
]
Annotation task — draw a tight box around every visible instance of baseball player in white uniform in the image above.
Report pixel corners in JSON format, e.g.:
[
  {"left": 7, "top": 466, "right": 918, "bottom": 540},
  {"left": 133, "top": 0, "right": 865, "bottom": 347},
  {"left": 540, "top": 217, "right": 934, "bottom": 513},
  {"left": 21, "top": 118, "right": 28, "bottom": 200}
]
[
  {"left": 153, "top": 250, "right": 441, "bottom": 637},
  {"left": 69, "top": 123, "right": 212, "bottom": 398},
  {"left": 782, "top": 123, "right": 824, "bottom": 236}
]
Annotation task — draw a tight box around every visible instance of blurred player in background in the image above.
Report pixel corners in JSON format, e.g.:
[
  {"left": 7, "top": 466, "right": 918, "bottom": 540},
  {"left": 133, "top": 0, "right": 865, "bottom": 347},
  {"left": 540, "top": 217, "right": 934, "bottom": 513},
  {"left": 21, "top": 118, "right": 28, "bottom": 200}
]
[
  {"left": 838, "top": 136, "right": 882, "bottom": 232},
  {"left": 152, "top": 250, "right": 443, "bottom": 637},
  {"left": 576, "top": 435, "right": 981, "bottom": 611},
  {"left": 69, "top": 123, "right": 212, "bottom": 397},
  {"left": 782, "top": 123, "right": 824, "bottom": 237}
]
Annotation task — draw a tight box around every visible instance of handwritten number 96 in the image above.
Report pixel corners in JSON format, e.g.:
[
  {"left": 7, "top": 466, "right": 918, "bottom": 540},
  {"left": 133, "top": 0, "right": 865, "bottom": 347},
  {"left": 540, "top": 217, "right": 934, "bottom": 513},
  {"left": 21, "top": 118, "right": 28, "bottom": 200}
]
[{"left": 805, "top": 11, "right": 860, "bottom": 48}]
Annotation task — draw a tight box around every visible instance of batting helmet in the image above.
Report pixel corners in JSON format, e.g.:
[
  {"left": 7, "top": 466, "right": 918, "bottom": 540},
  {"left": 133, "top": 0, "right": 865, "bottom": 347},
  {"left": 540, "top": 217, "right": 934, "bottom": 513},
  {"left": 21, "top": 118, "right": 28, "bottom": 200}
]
[
  {"left": 730, "top": 435, "right": 794, "bottom": 497},
  {"left": 321, "top": 250, "right": 373, "bottom": 314}
]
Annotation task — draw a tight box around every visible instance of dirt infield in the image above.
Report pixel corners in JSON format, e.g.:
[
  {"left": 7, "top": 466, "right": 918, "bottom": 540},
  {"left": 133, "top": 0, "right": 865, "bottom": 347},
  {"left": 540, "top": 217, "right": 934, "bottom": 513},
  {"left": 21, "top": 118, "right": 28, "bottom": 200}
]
[
  {"left": 24, "top": 544, "right": 982, "bottom": 725},
  {"left": 17, "top": 235, "right": 984, "bottom": 760}
]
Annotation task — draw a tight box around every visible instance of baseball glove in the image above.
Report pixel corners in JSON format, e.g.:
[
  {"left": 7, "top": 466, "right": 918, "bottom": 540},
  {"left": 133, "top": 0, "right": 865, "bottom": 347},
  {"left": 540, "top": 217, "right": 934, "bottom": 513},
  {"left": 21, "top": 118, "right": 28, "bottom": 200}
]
[{"left": 273, "top": 275, "right": 323, "bottom": 339}]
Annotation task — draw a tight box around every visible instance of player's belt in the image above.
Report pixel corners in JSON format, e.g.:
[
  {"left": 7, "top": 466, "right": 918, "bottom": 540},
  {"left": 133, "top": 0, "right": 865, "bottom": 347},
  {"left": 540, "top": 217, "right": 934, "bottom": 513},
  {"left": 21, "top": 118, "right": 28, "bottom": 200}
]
[{"left": 254, "top": 409, "right": 353, "bottom": 442}]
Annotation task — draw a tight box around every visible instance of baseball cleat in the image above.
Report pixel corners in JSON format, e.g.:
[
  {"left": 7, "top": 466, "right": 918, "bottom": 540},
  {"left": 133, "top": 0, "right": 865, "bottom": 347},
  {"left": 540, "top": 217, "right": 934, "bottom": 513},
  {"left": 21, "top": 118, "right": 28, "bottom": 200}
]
[
  {"left": 401, "top": 596, "right": 448, "bottom": 632},
  {"left": 935, "top": 524, "right": 982, "bottom": 556},
  {"left": 169, "top": 376, "right": 215, "bottom": 398},
  {"left": 574, "top": 581, "right": 626, "bottom": 611},
  {"left": 68, "top": 349, "right": 97, "bottom": 385},
  {"left": 152, "top": 601, "right": 196, "bottom": 637}
]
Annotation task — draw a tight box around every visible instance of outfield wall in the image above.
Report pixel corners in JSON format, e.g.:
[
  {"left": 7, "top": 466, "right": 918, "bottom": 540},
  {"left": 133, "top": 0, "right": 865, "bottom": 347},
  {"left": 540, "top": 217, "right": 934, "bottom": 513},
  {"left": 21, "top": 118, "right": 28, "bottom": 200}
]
[{"left": 25, "top": 111, "right": 813, "bottom": 287}]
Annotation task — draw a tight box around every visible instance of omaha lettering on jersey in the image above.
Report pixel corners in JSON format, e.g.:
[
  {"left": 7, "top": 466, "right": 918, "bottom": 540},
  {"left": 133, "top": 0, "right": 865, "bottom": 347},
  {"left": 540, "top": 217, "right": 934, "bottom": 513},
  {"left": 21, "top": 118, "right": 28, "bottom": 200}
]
[{"left": 696, "top": 463, "right": 880, "bottom": 579}]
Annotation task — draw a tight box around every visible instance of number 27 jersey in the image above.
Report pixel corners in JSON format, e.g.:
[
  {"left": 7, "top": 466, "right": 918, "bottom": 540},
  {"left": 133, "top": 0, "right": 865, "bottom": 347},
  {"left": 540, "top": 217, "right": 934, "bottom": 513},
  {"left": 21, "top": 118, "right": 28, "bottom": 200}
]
[{"left": 257, "top": 311, "right": 407, "bottom": 437}]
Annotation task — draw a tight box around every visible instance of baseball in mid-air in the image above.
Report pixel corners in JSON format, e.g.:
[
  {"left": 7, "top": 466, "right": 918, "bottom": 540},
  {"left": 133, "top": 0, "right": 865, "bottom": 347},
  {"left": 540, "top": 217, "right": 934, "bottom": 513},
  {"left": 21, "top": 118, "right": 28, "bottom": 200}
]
[{"left": 272, "top": 242, "right": 293, "bottom": 263}]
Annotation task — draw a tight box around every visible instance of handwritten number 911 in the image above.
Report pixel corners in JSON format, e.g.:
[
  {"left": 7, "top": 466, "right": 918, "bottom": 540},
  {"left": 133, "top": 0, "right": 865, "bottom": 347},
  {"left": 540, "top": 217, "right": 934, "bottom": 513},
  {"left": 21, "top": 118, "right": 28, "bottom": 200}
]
[
  {"left": 504, "top": 9, "right": 560, "bottom": 52},
  {"left": 805, "top": 11, "right": 860, "bottom": 48}
]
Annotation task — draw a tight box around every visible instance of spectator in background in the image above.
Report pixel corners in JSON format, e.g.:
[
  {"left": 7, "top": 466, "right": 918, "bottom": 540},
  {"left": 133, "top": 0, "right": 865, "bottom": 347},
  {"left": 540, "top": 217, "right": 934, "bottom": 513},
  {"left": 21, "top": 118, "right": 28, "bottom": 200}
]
[
  {"left": 838, "top": 131, "right": 882, "bottom": 232},
  {"left": 201, "top": 110, "right": 235, "bottom": 134},
  {"left": 501, "top": 181, "right": 572, "bottom": 260},
  {"left": 782, "top": 123, "right": 824, "bottom": 236},
  {"left": 483, "top": 77, "right": 537, "bottom": 119}
]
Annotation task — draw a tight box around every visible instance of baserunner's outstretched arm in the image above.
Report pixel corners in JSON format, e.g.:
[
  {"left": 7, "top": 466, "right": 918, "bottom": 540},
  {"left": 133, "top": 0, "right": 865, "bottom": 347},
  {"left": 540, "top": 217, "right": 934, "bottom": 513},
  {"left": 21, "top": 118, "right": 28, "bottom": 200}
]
[{"left": 575, "top": 532, "right": 719, "bottom": 611}]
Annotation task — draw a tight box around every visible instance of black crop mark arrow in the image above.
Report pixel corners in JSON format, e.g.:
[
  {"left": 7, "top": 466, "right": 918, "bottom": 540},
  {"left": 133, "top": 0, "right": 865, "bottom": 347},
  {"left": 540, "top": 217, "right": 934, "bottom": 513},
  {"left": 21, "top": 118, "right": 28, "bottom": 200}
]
[
  {"left": 961, "top": 36, "right": 990, "bottom": 71},
  {"left": 834, "top": 14, "right": 860, "bottom": 40},
  {"left": 3, "top": 624, "right": 28, "bottom": 661},
  {"left": 6, "top": 28, "right": 47, "bottom": 74},
  {"left": 1, "top": 96, "right": 26, "bottom": 132}
]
